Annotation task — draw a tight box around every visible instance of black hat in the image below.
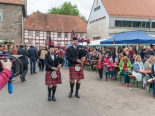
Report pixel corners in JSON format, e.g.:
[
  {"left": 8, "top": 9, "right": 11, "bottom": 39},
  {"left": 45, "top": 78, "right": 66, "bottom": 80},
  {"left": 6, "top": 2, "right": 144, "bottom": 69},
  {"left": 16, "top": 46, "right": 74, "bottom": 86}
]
[
  {"left": 73, "top": 37, "right": 78, "bottom": 40},
  {"left": 49, "top": 45, "right": 54, "bottom": 48}
]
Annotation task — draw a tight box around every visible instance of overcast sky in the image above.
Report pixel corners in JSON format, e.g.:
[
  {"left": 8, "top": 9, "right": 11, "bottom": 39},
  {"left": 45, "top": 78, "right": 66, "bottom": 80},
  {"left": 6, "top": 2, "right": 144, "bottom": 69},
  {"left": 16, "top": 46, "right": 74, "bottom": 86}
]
[{"left": 27, "top": 0, "right": 94, "bottom": 19}]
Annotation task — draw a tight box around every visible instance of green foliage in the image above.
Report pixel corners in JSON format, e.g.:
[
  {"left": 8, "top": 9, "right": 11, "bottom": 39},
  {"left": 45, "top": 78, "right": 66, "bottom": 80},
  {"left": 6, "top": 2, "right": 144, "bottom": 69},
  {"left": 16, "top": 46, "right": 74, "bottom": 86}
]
[
  {"left": 48, "top": 2, "right": 87, "bottom": 22},
  {"left": 36, "top": 10, "right": 42, "bottom": 13},
  {"left": 80, "top": 15, "right": 87, "bottom": 22}
]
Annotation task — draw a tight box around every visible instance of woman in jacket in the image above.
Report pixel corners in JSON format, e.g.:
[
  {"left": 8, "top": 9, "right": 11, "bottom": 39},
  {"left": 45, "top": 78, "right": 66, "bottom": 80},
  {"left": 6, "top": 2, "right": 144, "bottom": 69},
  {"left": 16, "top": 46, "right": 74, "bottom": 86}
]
[
  {"left": 45, "top": 45, "right": 63, "bottom": 101},
  {"left": 132, "top": 55, "right": 148, "bottom": 89},
  {"left": 119, "top": 56, "right": 132, "bottom": 87}
]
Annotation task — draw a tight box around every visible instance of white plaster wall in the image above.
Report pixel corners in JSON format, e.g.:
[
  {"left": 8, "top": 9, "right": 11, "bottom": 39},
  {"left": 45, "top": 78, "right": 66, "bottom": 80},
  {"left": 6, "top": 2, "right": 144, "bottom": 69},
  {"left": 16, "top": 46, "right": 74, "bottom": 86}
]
[
  {"left": 87, "top": 0, "right": 110, "bottom": 40},
  {"left": 88, "top": 0, "right": 109, "bottom": 24}
]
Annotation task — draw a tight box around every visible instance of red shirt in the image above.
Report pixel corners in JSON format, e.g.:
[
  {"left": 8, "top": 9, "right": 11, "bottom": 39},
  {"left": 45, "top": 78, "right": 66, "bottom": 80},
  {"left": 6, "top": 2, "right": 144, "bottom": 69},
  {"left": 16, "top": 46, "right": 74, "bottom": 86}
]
[
  {"left": 123, "top": 63, "right": 127, "bottom": 71},
  {"left": 13, "top": 49, "right": 17, "bottom": 55}
]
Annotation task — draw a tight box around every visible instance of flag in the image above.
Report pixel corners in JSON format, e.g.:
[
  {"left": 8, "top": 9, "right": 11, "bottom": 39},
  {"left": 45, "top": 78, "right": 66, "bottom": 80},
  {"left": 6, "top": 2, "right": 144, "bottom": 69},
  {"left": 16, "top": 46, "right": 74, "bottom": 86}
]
[{"left": 113, "top": 38, "right": 116, "bottom": 44}]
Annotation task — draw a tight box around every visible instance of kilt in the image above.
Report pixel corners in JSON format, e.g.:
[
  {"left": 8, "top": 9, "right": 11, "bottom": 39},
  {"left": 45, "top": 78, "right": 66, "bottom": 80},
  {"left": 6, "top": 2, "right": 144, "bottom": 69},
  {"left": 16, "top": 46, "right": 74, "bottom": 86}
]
[
  {"left": 45, "top": 70, "right": 62, "bottom": 85},
  {"left": 69, "top": 64, "right": 84, "bottom": 80}
]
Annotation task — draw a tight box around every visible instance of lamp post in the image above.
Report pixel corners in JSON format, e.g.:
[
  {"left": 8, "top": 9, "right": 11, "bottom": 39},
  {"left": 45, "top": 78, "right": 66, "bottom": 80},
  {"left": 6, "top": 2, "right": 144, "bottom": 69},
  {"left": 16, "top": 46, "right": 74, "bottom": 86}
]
[{"left": 149, "top": 18, "right": 152, "bottom": 31}]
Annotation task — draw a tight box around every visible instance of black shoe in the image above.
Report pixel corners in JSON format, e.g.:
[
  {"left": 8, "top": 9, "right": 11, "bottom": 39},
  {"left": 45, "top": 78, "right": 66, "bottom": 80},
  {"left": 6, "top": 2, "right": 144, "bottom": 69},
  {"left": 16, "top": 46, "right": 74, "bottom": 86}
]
[
  {"left": 23, "top": 78, "right": 26, "bottom": 81},
  {"left": 52, "top": 97, "right": 56, "bottom": 101},
  {"left": 68, "top": 92, "right": 73, "bottom": 98},
  {"left": 33, "top": 72, "right": 37, "bottom": 74},
  {"left": 75, "top": 93, "right": 80, "bottom": 98},
  {"left": 20, "top": 75, "right": 24, "bottom": 82},
  {"left": 48, "top": 94, "right": 52, "bottom": 101}
]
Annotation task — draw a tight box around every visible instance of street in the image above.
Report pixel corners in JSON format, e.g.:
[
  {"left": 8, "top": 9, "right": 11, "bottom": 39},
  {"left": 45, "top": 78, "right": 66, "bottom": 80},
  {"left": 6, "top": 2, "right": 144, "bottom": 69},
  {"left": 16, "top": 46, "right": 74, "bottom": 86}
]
[{"left": 0, "top": 67, "right": 155, "bottom": 116}]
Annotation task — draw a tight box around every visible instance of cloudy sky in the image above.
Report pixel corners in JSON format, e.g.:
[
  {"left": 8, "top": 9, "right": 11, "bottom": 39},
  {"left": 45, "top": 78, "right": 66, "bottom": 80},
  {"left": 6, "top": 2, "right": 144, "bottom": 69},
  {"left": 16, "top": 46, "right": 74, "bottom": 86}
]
[{"left": 27, "top": 0, "right": 94, "bottom": 19}]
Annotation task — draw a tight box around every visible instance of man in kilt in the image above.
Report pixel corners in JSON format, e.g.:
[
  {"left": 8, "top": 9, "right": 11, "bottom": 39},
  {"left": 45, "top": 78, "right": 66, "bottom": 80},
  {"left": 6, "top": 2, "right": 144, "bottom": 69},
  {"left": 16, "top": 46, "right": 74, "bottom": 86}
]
[
  {"left": 67, "top": 37, "right": 86, "bottom": 98},
  {"left": 45, "top": 45, "right": 63, "bottom": 101}
]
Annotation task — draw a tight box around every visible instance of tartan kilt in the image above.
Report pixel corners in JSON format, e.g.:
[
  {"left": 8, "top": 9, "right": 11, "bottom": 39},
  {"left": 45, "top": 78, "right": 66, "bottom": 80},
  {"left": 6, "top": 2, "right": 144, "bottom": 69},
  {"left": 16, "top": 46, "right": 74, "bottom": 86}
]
[
  {"left": 45, "top": 70, "right": 62, "bottom": 85},
  {"left": 69, "top": 64, "right": 84, "bottom": 80}
]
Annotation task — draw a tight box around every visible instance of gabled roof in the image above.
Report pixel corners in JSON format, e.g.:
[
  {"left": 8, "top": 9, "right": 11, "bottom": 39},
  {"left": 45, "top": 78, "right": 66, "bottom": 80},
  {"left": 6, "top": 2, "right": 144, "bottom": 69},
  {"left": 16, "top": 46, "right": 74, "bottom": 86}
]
[
  {"left": 24, "top": 12, "right": 87, "bottom": 33},
  {"left": 101, "top": 0, "right": 155, "bottom": 18},
  {"left": 0, "top": 0, "right": 23, "bottom": 5}
]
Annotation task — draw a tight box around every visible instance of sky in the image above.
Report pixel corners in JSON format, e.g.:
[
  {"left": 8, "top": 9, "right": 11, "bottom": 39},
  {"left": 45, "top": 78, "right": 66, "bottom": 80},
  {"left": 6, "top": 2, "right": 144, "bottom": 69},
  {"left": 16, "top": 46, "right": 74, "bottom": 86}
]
[{"left": 27, "top": 0, "right": 94, "bottom": 19}]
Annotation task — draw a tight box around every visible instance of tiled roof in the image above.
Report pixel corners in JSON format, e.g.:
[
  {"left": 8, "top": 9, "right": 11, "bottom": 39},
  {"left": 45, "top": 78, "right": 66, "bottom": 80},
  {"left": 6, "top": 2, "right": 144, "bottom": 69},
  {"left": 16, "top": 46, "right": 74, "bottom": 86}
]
[
  {"left": 0, "top": 0, "right": 23, "bottom": 5},
  {"left": 102, "top": 0, "right": 155, "bottom": 18},
  {"left": 24, "top": 12, "right": 87, "bottom": 32}
]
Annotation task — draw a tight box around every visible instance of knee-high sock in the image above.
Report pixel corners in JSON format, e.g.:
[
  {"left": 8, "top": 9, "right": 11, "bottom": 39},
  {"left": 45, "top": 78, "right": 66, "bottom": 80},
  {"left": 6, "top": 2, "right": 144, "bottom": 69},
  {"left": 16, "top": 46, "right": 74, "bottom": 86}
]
[
  {"left": 76, "top": 83, "right": 81, "bottom": 94},
  {"left": 70, "top": 82, "right": 75, "bottom": 92}
]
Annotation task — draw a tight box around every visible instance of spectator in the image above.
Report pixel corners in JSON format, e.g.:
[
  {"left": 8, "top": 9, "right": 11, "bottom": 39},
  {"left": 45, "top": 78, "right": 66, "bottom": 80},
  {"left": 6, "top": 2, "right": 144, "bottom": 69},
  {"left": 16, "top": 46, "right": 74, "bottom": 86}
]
[
  {"left": 140, "top": 46, "right": 146, "bottom": 62},
  {"left": 144, "top": 55, "right": 153, "bottom": 70},
  {"left": 105, "top": 58, "right": 114, "bottom": 81},
  {"left": 111, "top": 48, "right": 117, "bottom": 62},
  {"left": 151, "top": 56, "right": 155, "bottom": 99},
  {"left": 119, "top": 56, "right": 132, "bottom": 87},
  {"left": 132, "top": 55, "right": 149, "bottom": 90},
  {"left": 38, "top": 45, "right": 48, "bottom": 71},
  {"left": 28, "top": 44, "right": 37, "bottom": 75},
  {"left": 17, "top": 44, "right": 29, "bottom": 82},
  {"left": 144, "top": 46, "right": 153, "bottom": 60},
  {"left": 13, "top": 45, "right": 17, "bottom": 55}
]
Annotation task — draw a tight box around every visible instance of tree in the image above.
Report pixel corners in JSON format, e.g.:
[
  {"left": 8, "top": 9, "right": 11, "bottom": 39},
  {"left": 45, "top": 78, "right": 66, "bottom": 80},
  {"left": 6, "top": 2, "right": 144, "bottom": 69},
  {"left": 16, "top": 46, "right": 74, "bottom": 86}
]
[
  {"left": 80, "top": 15, "right": 87, "bottom": 22},
  {"left": 48, "top": 2, "right": 87, "bottom": 22},
  {"left": 36, "top": 10, "right": 42, "bottom": 13}
]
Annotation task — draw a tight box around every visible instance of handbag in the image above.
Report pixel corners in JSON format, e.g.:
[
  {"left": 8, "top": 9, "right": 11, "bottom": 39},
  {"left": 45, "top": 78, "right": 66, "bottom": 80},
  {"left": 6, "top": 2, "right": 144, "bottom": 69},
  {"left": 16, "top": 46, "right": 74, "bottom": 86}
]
[
  {"left": 51, "top": 71, "right": 57, "bottom": 79},
  {"left": 75, "top": 64, "right": 81, "bottom": 71},
  {"left": 97, "top": 61, "right": 102, "bottom": 69}
]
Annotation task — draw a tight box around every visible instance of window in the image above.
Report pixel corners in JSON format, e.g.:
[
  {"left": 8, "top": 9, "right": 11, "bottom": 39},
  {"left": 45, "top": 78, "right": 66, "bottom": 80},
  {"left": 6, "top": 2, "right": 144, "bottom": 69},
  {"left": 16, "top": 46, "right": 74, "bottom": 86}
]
[
  {"left": 0, "top": 11, "right": 2, "bottom": 21},
  {"left": 152, "top": 22, "right": 155, "bottom": 28},
  {"left": 46, "top": 32, "right": 51, "bottom": 39},
  {"left": 115, "top": 20, "right": 122, "bottom": 27},
  {"left": 146, "top": 22, "right": 150, "bottom": 28},
  {"left": 35, "top": 31, "right": 40, "bottom": 37},
  {"left": 132, "top": 21, "right": 141, "bottom": 27},
  {"left": 142, "top": 22, "right": 146, "bottom": 28},
  {"left": 65, "top": 33, "right": 68, "bottom": 37},
  {"left": 28, "top": 31, "right": 33, "bottom": 37},
  {"left": 93, "top": 36, "right": 101, "bottom": 40},
  {"left": 122, "top": 21, "right": 132, "bottom": 27},
  {"left": 58, "top": 33, "right": 61, "bottom": 37}
]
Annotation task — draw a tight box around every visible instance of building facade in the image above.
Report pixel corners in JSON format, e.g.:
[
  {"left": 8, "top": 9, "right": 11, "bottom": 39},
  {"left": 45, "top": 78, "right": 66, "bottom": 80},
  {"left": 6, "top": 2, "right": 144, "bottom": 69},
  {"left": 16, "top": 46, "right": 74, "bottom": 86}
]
[
  {"left": 87, "top": 0, "right": 155, "bottom": 40},
  {"left": 24, "top": 13, "right": 87, "bottom": 46},
  {"left": 0, "top": 0, "right": 27, "bottom": 44}
]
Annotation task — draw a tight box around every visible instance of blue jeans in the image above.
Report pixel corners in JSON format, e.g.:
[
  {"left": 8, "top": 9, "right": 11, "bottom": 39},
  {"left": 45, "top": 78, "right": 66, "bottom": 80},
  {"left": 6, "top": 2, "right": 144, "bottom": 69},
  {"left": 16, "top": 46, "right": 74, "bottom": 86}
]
[
  {"left": 30, "top": 57, "right": 36, "bottom": 74},
  {"left": 153, "top": 81, "right": 155, "bottom": 97},
  {"left": 106, "top": 70, "right": 114, "bottom": 78},
  {"left": 64, "top": 58, "right": 68, "bottom": 67},
  {"left": 39, "top": 59, "right": 44, "bottom": 70}
]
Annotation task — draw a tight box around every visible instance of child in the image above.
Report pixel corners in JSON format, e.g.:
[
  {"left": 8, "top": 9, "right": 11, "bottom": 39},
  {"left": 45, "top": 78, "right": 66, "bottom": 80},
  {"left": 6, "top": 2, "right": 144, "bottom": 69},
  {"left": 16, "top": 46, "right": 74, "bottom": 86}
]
[{"left": 105, "top": 58, "right": 115, "bottom": 81}]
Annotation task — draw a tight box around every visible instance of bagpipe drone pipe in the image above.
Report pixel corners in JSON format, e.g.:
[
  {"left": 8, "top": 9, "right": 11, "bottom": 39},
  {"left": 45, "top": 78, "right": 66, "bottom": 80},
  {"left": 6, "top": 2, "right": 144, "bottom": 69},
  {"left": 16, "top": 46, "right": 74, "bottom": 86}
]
[{"left": 0, "top": 54, "right": 22, "bottom": 94}]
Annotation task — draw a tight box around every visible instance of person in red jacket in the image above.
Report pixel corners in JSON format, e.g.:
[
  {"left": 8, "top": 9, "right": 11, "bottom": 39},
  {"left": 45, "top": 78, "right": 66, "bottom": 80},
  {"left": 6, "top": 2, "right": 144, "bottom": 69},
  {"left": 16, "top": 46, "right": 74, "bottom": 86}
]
[{"left": 0, "top": 59, "right": 12, "bottom": 90}]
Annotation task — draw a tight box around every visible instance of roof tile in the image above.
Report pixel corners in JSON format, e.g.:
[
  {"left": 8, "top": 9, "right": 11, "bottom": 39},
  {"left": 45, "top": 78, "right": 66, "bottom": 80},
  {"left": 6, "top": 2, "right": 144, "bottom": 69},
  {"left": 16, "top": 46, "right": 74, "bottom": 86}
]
[
  {"left": 24, "top": 12, "right": 87, "bottom": 32},
  {"left": 102, "top": 0, "right": 155, "bottom": 18},
  {"left": 0, "top": 0, "right": 23, "bottom": 5}
]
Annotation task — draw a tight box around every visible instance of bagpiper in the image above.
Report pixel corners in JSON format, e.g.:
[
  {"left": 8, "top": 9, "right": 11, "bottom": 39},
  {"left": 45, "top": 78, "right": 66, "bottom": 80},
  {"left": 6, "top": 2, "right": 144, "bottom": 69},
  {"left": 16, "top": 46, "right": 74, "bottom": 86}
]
[
  {"left": 67, "top": 37, "right": 86, "bottom": 98},
  {"left": 45, "top": 45, "right": 63, "bottom": 101}
]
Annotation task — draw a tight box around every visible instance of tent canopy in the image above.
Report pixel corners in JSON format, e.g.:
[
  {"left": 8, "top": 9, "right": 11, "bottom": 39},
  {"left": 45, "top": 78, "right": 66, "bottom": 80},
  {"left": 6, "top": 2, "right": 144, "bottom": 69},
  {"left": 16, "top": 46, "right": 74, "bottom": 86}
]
[{"left": 100, "top": 31, "right": 155, "bottom": 44}]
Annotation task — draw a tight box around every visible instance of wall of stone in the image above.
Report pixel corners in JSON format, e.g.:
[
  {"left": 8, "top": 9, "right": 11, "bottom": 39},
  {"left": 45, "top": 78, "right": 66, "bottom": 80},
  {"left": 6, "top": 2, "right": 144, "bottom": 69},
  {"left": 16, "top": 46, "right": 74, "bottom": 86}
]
[{"left": 0, "top": 3, "right": 23, "bottom": 44}]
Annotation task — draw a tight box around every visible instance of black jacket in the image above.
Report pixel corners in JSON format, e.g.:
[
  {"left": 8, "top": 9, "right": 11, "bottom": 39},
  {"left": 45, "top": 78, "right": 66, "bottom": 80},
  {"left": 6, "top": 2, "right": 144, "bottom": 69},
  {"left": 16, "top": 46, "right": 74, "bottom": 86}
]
[
  {"left": 151, "top": 63, "right": 155, "bottom": 77},
  {"left": 45, "top": 53, "right": 63, "bottom": 72},
  {"left": 28, "top": 46, "right": 37, "bottom": 58},
  {"left": 67, "top": 46, "right": 79, "bottom": 66},
  {"left": 140, "top": 49, "right": 146, "bottom": 59},
  {"left": 17, "top": 48, "right": 29, "bottom": 65}
]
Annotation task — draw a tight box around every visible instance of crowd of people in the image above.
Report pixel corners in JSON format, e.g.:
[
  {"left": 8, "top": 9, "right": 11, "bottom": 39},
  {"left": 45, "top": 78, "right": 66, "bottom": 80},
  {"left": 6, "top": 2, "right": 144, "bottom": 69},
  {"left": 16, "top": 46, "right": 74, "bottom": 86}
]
[{"left": 1, "top": 42, "right": 155, "bottom": 99}]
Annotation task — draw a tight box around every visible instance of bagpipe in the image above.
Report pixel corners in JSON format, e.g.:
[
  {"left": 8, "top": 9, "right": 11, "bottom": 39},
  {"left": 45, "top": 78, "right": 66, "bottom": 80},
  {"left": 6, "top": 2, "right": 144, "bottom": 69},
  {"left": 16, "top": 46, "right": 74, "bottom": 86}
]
[
  {"left": 72, "top": 30, "right": 87, "bottom": 59},
  {"left": 0, "top": 54, "right": 22, "bottom": 94}
]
